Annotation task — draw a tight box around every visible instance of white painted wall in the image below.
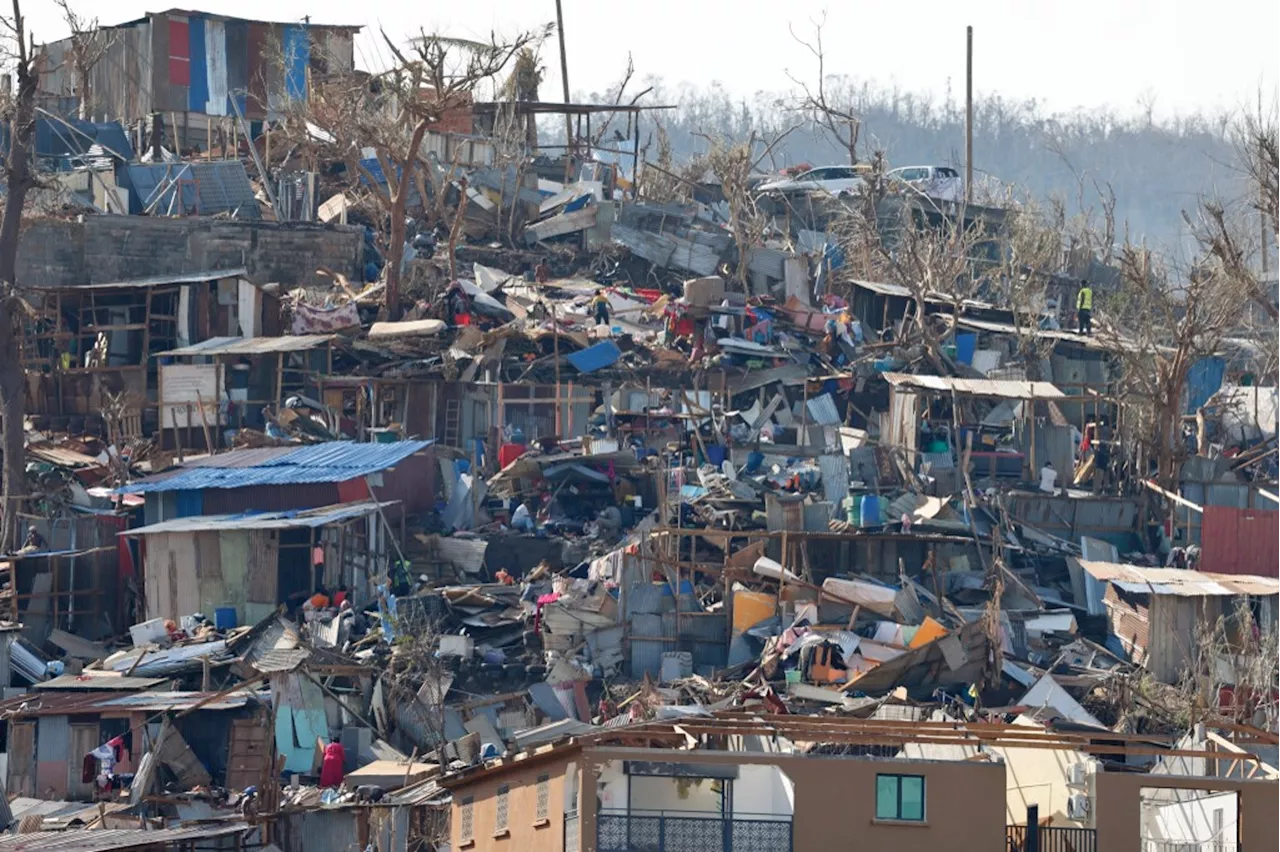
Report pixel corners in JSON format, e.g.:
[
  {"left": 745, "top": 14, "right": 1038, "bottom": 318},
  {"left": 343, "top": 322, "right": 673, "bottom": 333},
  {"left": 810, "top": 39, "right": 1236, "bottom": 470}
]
[
  {"left": 1145, "top": 791, "right": 1238, "bottom": 845},
  {"left": 594, "top": 759, "right": 794, "bottom": 818},
  {"left": 732, "top": 764, "right": 794, "bottom": 817}
]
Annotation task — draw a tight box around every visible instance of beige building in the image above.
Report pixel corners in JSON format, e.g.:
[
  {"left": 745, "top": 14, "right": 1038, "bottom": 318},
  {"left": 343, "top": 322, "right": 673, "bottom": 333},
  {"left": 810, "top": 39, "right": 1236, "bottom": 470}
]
[{"left": 440, "top": 715, "right": 1278, "bottom": 852}]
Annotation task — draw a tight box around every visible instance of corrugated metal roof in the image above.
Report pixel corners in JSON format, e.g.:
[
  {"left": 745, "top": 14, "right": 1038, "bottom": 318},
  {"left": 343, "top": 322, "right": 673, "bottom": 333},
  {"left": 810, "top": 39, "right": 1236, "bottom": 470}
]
[
  {"left": 955, "top": 316, "right": 1136, "bottom": 352},
  {"left": 126, "top": 160, "right": 260, "bottom": 219},
  {"left": 121, "top": 500, "right": 392, "bottom": 535},
  {"left": 0, "top": 687, "right": 253, "bottom": 716},
  {"left": 1078, "top": 560, "right": 1280, "bottom": 597},
  {"left": 156, "top": 334, "right": 336, "bottom": 357},
  {"left": 34, "top": 268, "right": 250, "bottom": 291},
  {"left": 882, "top": 372, "right": 1065, "bottom": 399},
  {"left": 34, "top": 674, "right": 167, "bottom": 691},
  {"left": 0, "top": 822, "right": 250, "bottom": 852},
  {"left": 117, "top": 439, "right": 433, "bottom": 494},
  {"left": 805, "top": 393, "right": 841, "bottom": 426}
]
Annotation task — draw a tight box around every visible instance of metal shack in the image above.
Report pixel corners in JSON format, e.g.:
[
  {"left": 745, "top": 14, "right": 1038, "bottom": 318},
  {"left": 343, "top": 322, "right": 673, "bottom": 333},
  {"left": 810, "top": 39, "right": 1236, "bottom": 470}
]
[{"left": 1072, "top": 560, "right": 1279, "bottom": 683}]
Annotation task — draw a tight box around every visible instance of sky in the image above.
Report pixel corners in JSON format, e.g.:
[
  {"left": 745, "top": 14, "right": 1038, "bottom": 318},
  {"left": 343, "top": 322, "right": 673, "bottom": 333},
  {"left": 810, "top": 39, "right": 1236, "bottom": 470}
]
[{"left": 23, "top": 0, "right": 1280, "bottom": 119}]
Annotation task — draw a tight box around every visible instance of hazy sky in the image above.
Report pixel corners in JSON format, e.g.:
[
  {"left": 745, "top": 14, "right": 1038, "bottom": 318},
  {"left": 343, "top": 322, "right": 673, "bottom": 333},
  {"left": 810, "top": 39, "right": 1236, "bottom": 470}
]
[{"left": 25, "top": 0, "right": 1280, "bottom": 118}]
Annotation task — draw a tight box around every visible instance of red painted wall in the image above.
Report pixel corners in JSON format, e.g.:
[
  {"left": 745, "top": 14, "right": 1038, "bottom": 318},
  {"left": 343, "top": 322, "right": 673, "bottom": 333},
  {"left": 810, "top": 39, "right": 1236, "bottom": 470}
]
[{"left": 1200, "top": 505, "right": 1279, "bottom": 577}]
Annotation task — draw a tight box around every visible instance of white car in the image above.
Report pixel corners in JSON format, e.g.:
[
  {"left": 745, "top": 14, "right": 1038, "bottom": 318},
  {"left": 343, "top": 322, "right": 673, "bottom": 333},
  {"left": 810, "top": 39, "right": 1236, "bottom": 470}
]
[
  {"left": 756, "top": 166, "right": 866, "bottom": 197},
  {"left": 886, "top": 165, "right": 963, "bottom": 202}
]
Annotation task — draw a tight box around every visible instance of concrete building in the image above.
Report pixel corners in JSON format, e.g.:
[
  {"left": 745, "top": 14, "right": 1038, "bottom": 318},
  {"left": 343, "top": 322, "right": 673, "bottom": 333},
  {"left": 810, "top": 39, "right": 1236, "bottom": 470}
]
[{"left": 438, "top": 715, "right": 1279, "bottom": 852}]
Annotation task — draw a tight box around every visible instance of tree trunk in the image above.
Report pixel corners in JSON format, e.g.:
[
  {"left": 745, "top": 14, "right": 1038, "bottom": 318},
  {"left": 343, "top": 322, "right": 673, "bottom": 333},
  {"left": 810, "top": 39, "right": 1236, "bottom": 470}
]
[
  {"left": 0, "top": 12, "right": 37, "bottom": 550},
  {"left": 386, "top": 192, "right": 408, "bottom": 321},
  {"left": 382, "top": 121, "right": 430, "bottom": 322}
]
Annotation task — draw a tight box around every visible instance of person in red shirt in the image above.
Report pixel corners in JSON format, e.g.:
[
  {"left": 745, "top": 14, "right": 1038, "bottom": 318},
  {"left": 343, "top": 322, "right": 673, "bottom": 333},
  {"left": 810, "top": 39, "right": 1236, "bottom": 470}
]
[{"left": 319, "top": 739, "right": 346, "bottom": 788}]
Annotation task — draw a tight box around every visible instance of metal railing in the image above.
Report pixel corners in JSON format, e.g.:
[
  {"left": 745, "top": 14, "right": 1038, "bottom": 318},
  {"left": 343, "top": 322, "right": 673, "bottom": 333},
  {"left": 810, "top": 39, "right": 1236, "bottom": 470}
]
[
  {"left": 1006, "top": 825, "right": 1098, "bottom": 852},
  {"left": 1141, "top": 841, "right": 1238, "bottom": 852},
  {"left": 596, "top": 809, "right": 793, "bottom": 852}
]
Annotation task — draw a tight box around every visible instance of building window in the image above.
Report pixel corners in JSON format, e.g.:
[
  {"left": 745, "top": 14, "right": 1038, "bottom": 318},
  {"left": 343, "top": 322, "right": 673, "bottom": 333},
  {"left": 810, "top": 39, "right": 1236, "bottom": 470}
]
[
  {"left": 875, "top": 774, "right": 925, "bottom": 822},
  {"left": 495, "top": 784, "right": 509, "bottom": 833},
  {"left": 536, "top": 775, "right": 550, "bottom": 822},
  {"left": 459, "top": 796, "right": 474, "bottom": 843}
]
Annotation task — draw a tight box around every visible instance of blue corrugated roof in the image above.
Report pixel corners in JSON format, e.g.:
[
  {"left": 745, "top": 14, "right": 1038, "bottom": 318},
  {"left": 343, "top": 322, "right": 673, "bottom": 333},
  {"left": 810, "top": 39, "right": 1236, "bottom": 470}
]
[{"left": 117, "top": 440, "right": 433, "bottom": 494}]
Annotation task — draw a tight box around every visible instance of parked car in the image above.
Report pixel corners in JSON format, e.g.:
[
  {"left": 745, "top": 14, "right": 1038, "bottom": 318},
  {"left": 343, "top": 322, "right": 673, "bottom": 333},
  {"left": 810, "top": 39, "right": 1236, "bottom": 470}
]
[
  {"left": 756, "top": 165, "right": 866, "bottom": 197},
  {"left": 886, "top": 165, "right": 963, "bottom": 202}
]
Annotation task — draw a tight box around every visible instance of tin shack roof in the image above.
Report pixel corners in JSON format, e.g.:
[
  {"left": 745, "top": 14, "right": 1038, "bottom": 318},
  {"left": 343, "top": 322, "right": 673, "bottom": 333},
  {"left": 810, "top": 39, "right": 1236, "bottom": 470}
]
[
  {"left": 0, "top": 688, "right": 255, "bottom": 716},
  {"left": 882, "top": 372, "right": 1065, "bottom": 400},
  {"left": 0, "top": 822, "right": 251, "bottom": 852},
  {"left": 1078, "top": 561, "right": 1280, "bottom": 598},
  {"left": 155, "top": 334, "right": 335, "bottom": 357},
  {"left": 28, "top": 268, "right": 249, "bottom": 291},
  {"left": 117, "top": 439, "right": 433, "bottom": 494},
  {"left": 121, "top": 500, "right": 394, "bottom": 536}
]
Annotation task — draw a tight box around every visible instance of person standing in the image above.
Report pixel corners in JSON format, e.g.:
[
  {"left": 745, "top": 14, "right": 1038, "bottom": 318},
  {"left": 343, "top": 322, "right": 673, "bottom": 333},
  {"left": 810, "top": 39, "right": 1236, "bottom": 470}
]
[
  {"left": 319, "top": 738, "right": 346, "bottom": 788},
  {"left": 1076, "top": 280, "right": 1093, "bottom": 335},
  {"left": 589, "top": 289, "right": 611, "bottom": 326}
]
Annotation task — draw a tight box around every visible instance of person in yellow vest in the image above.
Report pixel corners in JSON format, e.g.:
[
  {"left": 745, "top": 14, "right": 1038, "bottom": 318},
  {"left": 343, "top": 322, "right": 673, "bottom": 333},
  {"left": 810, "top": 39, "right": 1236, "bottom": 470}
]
[{"left": 1076, "top": 280, "right": 1093, "bottom": 335}]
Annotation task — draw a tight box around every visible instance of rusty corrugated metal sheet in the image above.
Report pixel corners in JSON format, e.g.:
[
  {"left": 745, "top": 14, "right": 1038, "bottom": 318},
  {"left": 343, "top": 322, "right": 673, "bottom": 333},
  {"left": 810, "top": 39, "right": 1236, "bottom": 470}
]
[{"left": 1201, "top": 506, "right": 1280, "bottom": 578}]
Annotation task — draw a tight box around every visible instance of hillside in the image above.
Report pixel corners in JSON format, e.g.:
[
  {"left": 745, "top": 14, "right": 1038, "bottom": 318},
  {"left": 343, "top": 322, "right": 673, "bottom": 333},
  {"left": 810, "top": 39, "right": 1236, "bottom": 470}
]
[{"left": 580, "top": 76, "right": 1255, "bottom": 253}]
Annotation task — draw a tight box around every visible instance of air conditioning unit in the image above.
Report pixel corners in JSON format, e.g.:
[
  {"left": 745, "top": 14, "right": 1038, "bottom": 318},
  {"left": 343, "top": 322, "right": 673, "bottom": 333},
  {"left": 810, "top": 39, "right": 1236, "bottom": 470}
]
[
  {"left": 1068, "top": 763, "right": 1088, "bottom": 787},
  {"left": 1067, "top": 794, "right": 1091, "bottom": 820}
]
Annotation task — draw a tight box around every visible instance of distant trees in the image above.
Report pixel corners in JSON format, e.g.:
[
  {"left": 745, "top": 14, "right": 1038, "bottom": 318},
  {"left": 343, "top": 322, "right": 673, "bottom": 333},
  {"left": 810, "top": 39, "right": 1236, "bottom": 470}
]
[{"left": 577, "top": 76, "right": 1248, "bottom": 250}]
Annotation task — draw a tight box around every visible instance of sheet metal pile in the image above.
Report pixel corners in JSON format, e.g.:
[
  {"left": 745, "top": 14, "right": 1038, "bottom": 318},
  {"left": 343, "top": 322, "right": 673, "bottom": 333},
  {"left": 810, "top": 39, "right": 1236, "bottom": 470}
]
[{"left": 2, "top": 72, "right": 1277, "bottom": 852}]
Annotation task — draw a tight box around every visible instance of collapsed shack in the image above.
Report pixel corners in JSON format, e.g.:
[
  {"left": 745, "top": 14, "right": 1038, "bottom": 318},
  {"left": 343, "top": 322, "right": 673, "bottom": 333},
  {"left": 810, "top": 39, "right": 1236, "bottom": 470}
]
[
  {"left": 121, "top": 500, "right": 402, "bottom": 626},
  {"left": 19, "top": 269, "right": 271, "bottom": 429},
  {"left": 0, "top": 687, "right": 262, "bottom": 800},
  {"left": 880, "top": 372, "right": 1072, "bottom": 489},
  {"left": 153, "top": 334, "right": 338, "bottom": 450}
]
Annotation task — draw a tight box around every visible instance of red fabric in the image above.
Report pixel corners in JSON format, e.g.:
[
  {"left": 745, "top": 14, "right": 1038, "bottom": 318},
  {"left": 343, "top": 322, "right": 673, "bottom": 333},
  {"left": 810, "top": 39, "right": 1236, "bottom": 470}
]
[
  {"left": 319, "top": 742, "right": 346, "bottom": 787},
  {"left": 498, "top": 443, "right": 527, "bottom": 469},
  {"left": 168, "top": 18, "right": 191, "bottom": 85}
]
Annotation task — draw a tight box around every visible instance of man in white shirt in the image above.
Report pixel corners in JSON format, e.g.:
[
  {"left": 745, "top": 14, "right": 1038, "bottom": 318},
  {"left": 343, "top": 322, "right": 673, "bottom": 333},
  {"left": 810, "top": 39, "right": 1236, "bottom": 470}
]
[{"left": 1039, "top": 461, "right": 1058, "bottom": 494}]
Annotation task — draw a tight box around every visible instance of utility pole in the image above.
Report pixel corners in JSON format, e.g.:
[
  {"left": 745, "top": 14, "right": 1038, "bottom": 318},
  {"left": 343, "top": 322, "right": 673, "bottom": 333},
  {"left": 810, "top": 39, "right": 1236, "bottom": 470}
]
[
  {"left": 555, "top": 0, "right": 573, "bottom": 182},
  {"left": 965, "top": 25, "right": 973, "bottom": 204}
]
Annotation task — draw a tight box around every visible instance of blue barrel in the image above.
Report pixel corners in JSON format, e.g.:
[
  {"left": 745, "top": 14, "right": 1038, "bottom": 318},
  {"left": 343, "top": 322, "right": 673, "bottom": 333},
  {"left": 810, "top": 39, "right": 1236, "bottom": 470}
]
[
  {"left": 214, "top": 607, "right": 238, "bottom": 630},
  {"left": 859, "top": 494, "right": 880, "bottom": 528}
]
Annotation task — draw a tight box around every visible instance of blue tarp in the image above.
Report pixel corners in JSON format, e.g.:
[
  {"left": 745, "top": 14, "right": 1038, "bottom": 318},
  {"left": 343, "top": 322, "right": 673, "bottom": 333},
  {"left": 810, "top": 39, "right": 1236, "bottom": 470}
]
[
  {"left": 187, "top": 15, "right": 209, "bottom": 112},
  {"left": 283, "top": 25, "right": 310, "bottom": 100},
  {"left": 566, "top": 340, "right": 621, "bottom": 373},
  {"left": 1186, "top": 357, "right": 1226, "bottom": 414},
  {"left": 0, "top": 119, "right": 134, "bottom": 168}
]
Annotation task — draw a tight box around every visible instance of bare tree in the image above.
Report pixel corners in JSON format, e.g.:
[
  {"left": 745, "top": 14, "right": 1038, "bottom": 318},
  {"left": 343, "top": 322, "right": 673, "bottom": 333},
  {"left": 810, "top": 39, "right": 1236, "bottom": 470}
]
[
  {"left": 787, "top": 14, "right": 861, "bottom": 165},
  {"left": 699, "top": 127, "right": 795, "bottom": 289},
  {"left": 53, "top": 0, "right": 114, "bottom": 120},
  {"left": 287, "top": 26, "right": 549, "bottom": 319},
  {"left": 1107, "top": 241, "right": 1252, "bottom": 494},
  {"left": 587, "top": 53, "right": 654, "bottom": 150},
  {"left": 0, "top": 0, "right": 38, "bottom": 550}
]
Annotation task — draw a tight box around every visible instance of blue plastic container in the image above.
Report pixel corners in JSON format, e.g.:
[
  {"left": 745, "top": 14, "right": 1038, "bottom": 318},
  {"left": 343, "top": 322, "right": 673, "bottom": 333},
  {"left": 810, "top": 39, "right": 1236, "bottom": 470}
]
[
  {"left": 859, "top": 494, "right": 880, "bottom": 528},
  {"left": 214, "top": 607, "right": 238, "bottom": 630}
]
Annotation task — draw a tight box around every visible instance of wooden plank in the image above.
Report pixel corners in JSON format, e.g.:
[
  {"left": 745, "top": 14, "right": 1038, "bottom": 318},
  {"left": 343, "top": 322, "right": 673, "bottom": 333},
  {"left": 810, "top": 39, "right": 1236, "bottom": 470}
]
[{"left": 7, "top": 721, "right": 35, "bottom": 796}]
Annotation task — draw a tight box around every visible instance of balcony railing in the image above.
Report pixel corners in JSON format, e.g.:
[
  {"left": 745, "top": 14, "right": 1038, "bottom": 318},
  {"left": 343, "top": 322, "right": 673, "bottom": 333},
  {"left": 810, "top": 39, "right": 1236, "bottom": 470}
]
[
  {"left": 596, "top": 809, "right": 793, "bottom": 852},
  {"left": 1141, "top": 841, "right": 1238, "bottom": 852},
  {"left": 1007, "top": 824, "right": 1098, "bottom": 852}
]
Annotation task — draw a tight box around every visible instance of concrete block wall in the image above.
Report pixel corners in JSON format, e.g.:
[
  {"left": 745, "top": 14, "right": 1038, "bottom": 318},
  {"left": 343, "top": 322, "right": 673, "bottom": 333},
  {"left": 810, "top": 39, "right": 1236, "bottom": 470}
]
[{"left": 17, "top": 215, "right": 364, "bottom": 288}]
